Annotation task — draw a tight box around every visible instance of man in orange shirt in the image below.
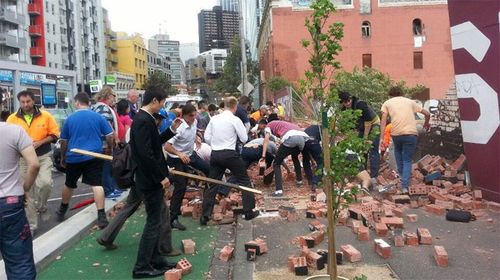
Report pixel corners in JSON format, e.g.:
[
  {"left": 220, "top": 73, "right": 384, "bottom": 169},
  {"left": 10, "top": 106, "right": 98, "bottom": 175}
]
[
  {"left": 250, "top": 105, "right": 269, "bottom": 122},
  {"left": 7, "top": 90, "right": 60, "bottom": 235}
]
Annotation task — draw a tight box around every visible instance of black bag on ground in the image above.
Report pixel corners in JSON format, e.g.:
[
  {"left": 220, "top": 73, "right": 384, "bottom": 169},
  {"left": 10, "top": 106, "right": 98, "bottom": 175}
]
[
  {"left": 445, "top": 209, "right": 476, "bottom": 222},
  {"left": 112, "top": 142, "right": 136, "bottom": 189}
]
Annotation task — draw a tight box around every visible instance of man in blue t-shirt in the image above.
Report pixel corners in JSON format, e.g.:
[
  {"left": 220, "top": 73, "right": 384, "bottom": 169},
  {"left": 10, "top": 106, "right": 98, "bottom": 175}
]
[{"left": 56, "top": 92, "right": 114, "bottom": 229}]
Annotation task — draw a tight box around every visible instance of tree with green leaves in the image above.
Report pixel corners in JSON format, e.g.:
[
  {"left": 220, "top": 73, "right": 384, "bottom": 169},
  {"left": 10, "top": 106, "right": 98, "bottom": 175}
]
[
  {"left": 214, "top": 38, "right": 242, "bottom": 94},
  {"left": 266, "top": 76, "right": 291, "bottom": 92},
  {"left": 334, "top": 67, "right": 426, "bottom": 114},
  {"left": 143, "top": 71, "right": 176, "bottom": 95},
  {"left": 300, "top": 1, "right": 370, "bottom": 279}
]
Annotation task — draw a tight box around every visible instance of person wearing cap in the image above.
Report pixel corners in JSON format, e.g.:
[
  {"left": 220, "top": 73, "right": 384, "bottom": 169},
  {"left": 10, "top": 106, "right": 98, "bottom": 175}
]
[
  {"left": 250, "top": 105, "right": 269, "bottom": 122},
  {"left": 339, "top": 91, "right": 381, "bottom": 187}
]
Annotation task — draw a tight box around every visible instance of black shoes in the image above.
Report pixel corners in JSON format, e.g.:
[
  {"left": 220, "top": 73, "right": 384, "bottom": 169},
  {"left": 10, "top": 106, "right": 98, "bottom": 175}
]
[
  {"left": 200, "top": 216, "right": 210, "bottom": 226},
  {"left": 132, "top": 266, "right": 165, "bottom": 279},
  {"left": 171, "top": 219, "right": 186, "bottom": 231},
  {"left": 55, "top": 205, "right": 68, "bottom": 222},
  {"left": 97, "top": 212, "right": 109, "bottom": 229},
  {"left": 152, "top": 261, "right": 177, "bottom": 271},
  {"left": 96, "top": 237, "right": 118, "bottom": 250},
  {"left": 244, "top": 210, "right": 260, "bottom": 221}
]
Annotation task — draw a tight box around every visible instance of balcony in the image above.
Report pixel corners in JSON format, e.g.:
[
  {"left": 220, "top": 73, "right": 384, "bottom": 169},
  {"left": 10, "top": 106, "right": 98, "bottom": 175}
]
[
  {"left": 28, "top": 25, "right": 43, "bottom": 37},
  {"left": 0, "top": 8, "right": 24, "bottom": 25},
  {"left": 109, "top": 55, "right": 118, "bottom": 63},
  {"left": 30, "top": 46, "right": 44, "bottom": 58},
  {"left": 28, "top": 3, "right": 42, "bottom": 15},
  {"left": 0, "top": 33, "right": 26, "bottom": 49}
]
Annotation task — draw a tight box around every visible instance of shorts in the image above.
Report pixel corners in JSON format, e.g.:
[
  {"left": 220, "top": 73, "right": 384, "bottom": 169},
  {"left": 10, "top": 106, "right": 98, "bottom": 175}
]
[{"left": 65, "top": 159, "right": 103, "bottom": 189}]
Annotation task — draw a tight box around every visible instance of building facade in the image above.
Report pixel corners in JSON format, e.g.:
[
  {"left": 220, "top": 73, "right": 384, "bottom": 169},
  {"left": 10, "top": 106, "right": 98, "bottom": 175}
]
[
  {"left": 146, "top": 49, "right": 171, "bottom": 81},
  {"left": 148, "top": 34, "right": 183, "bottom": 85},
  {"left": 179, "top": 42, "right": 199, "bottom": 64},
  {"left": 199, "top": 48, "right": 227, "bottom": 75},
  {"left": 218, "top": 0, "right": 238, "bottom": 12},
  {"left": 0, "top": 0, "right": 29, "bottom": 63},
  {"left": 244, "top": 0, "right": 265, "bottom": 60},
  {"left": 198, "top": 5, "right": 239, "bottom": 53},
  {"left": 102, "top": 7, "right": 117, "bottom": 73},
  {"left": 184, "top": 56, "right": 206, "bottom": 87},
  {"left": 116, "top": 32, "right": 147, "bottom": 89},
  {"left": 258, "top": 0, "right": 454, "bottom": 100}
]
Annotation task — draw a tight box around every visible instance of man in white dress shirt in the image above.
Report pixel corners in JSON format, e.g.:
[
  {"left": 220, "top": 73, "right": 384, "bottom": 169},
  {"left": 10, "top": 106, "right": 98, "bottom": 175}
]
[{"left": 201, "top": 97, "right": 259, "bottom": 225}]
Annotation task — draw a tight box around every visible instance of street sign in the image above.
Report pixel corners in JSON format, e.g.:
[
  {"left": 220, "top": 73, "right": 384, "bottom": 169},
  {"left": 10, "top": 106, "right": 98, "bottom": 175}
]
[{"left": 237, "top": 80, "right": 254, "bottom": 96}]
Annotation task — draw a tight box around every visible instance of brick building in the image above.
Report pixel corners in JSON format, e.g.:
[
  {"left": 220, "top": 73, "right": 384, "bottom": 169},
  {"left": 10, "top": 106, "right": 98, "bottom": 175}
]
[{"left": 258, "top": 0, "right": 454, "bottom": 101}]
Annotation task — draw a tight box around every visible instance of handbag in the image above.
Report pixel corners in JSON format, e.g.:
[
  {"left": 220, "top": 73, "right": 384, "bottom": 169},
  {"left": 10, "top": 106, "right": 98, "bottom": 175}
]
[{"left": 445, "top": 209, "right": 476, "bottom": 222}]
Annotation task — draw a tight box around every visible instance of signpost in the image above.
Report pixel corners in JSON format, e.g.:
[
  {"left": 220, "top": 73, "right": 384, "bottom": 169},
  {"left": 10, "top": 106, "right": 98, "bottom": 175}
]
[{"left": 41, "top": 83, "right": 57, "bottom": 106}]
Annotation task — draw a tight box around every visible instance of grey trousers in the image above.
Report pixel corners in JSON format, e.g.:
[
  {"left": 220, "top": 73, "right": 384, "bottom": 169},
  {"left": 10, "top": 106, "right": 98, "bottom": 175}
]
[{"left": 99, "top": 187, "right": 173, "bottom": 253}]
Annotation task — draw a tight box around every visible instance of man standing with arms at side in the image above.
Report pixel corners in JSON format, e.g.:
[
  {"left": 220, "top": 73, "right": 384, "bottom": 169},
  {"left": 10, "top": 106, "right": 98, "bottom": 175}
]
[
  {"left": 0, "top": 122, "right": 39, "bottom": 280},
  {"left": 130, "top": 87, "right": 177, "bottom": 278},
  {"left": 128, "top": 89, "right": 139, "bottom": 119},
  {"left": 379, "top": 86, "right": 430, "bottom": 194},
  {"left": 201, "top": 97, "right": 259, "bottom": 225},
  {"left": 165, "top": 104, "right": 210, "bottom": 231},
  {"left": 7, "top": 90, "right": 60, "bottom": 236},
  {"left": 56, "top": 93, "right": 113, "bottom": 229}
]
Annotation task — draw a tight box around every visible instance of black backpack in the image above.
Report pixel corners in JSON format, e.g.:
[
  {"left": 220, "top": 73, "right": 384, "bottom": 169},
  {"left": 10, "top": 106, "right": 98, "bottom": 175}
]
[{"left": 112, "top": 142, "right": 136, "bottom": 189}]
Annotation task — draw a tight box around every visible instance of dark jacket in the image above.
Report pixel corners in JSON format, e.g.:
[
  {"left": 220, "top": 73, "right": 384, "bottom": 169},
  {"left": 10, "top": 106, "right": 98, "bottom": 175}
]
[
  {"left": 341, "top": 96, "right": 377, "bottom": 136},
  {"left": 128, "top": 101, "right": 138, "bottom": 120},
  {"left": 130, "top": 109, "right": 175, "bottom": 189}
]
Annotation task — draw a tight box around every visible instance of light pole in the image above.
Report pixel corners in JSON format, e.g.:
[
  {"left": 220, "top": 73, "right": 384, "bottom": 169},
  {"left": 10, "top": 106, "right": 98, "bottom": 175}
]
[{"left": 238, "top": 0, "right": 248, "bottom": 96}]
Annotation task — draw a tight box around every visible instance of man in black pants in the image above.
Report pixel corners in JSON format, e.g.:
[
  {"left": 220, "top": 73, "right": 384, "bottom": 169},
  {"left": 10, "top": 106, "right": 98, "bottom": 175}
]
[
  {"left": 165, "top": 104, "right": 210, "bottom": 231},
  {"left": 302, "top": 125, "right": 323, "bottom": 190},
  {"left": 129, "top": 87, "right": 177, "bottom": 278},
  {"left": 97, "top": 113, "right": 182, "bottom": 258},
  {"left": 201, "top": 97, "right": 259, "bottom": 225}
]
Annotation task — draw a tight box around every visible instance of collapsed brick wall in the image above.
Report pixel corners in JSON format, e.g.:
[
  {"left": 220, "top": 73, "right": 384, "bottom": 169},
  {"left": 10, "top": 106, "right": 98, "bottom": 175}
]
[{"left": 417, "top": 82, "right": 465, "bottom": 161}]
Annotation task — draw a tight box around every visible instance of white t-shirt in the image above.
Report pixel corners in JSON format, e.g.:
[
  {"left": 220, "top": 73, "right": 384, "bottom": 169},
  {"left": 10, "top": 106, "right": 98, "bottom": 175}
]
[{"left": 166, "top": 119, "right": 197, "bottom": 157}]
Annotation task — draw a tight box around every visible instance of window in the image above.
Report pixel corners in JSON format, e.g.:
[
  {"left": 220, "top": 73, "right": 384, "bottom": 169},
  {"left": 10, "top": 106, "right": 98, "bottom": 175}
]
[
  {"left": 361, "top": 21, "right": 371, "bottom": 38},
  {"left": 51, "top": 4, "right": 55, "bottom": 15},
  {"left": 46, "top": 22, "right": 50, "bottom": 31},
  {"left": 362, "top": 53, "right": 372, "bottom": 68},
  {"left": 54, "top": 44, "right": 57, "bottom": 54},
  {"left": 53, "top": 24, "right": 56, "bottom": 35},
  {"left": 49, "top": 62, "right": 52, "bottom": 67},
  {"left": 48, "top": 42, "right": 51, "bottom": 53},
  {"left": 413, "top": 51, "right": 423, "bottom": 69},
  {"left": 413, "top": 19, "right": 423, "bottom": 36}
]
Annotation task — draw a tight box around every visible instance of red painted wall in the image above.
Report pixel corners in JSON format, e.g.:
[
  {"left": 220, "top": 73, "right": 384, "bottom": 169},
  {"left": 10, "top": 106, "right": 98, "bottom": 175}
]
[
  {"left": 261, "top": 2, "right": 455, "bottom": 99},
  {"left": 447, "top": 0, "right": 500, "bottom": 202},
  {"left": 32, "top": 0, "right": 46, "bottom": 66}
]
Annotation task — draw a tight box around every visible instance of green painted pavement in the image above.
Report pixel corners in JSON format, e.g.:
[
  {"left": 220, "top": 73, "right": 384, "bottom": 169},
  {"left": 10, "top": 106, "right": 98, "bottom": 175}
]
[{"left": 38, "top": 207, "right": 218, "bottom": 280}]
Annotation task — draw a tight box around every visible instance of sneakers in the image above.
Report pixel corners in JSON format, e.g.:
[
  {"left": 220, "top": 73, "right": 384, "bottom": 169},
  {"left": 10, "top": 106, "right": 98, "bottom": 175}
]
[
  {"left": 401, "top": 188, "right": 409, "bottom": 195},
  {"left": 105, "top": 191, "right": 121, "bottom": 199},
  {"left": 97, "top": 212, "right": 109, "bottom": 229},
  {"left": 244, "top": 210, "right": 260, "bottom": 221},
  {"left": 271, "top": 190, "right": 283, "bottom": 197},
  {"left": 55, "top": 205, "right": 68, "bottom": 222},
  {"left": 296, "top": 180, "right": 303, "bottom": 187},
  {"left": 171, "top": 219, "right": 186, "bottom": 231}
]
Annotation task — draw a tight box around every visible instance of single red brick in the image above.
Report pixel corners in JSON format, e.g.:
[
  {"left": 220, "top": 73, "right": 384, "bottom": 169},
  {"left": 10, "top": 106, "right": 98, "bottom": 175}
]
[
  {"left": 394, "top": 235, "right": 405, "bottom": 247},
  {"left": 192, "top": 201, "right": 202, "bottom": 219},
  {"left": 424, "top": 204, "right": 445, "bottom": 215},
  {"left": 164, "top": 268, "right": 183, "bottom": 280},
  {"left": 432, "top": 180, "right": 442, "bottom": 187},
  {"left": 294, "top": 256, "right": 308, "bottom": 276},
  {"left": 380, "top": 217, "right": 404, "bottom": 229},
  {"left": 340, "top": 244, "right": 362, "bottom": 263},
  {"left": 288, "top": 256, "right": 298, "bottom": 272},
  {"left": 410, "top": 200, "right": 419, "bottom": 208},
  {"left": 434, "top": 199, "right": 454, "bottom": 209},
  {"left": 434, "top": 246, "right": 448, "bottom": 267},
  {"left": 450, "top": 154, "right": 466, "bottom": 171},
  {"left": 442, "top": 181, "right": 453, "bottom": 189},
  {"left": 405, "top": 232, "right": 419, "bottom": 246},
  {"left": 472, "top": 200, "right": 483, "bottom": 209},
  {"left": 255, "top": 238, "right": 268, "bottom": 254},
  {"left": 305, "top": 251, "right": 324, "bottom": 270},
  {"left": 375, "top": 222, "right": 388, "bottom": 237},
  {"left": 309, "top": 230, "right": 325, "bottom": 245},
  {"left": 182, "top": 239, "right": 196, "bottom": 254},
  {"left": 357, "top": 226, "right": 370, "bottom": 241},
  {"left": 444, "top": 170, "right": 457, "bottom": 178},
  {"left": 393, "top": 208, "right": 404, "bottom": 218},
  {"left": 176, "top": 258, "right": 192, "bottom": 275},
  {"left": 417, "top": 228, "right": 432, "bottom": 245},
  {"left": 409, "top": 185, "right": 429, "bottom": 196},
  {"left": 219, "top": 245, "right": 234, "bottom": 262},
  {"left": 374, "top": 239, "right": 392, "bottom": 259},
  {"left": 406, "top": 214, "right": 418, "bottom": 222},
  {"left": 213, "top": 212, "right": 223, "bottom": 221},
  {"left": 351, "top": 220, "right": 362, "bottom": 233},
  {"left": 223, "top": 210, "right": 234, "bottom": 219},
  {"left": 472, "top": 190, "right": 482, "bottom": 201},
  {"left": 181, "top": 206, "right": 193, "bottom": 217}
]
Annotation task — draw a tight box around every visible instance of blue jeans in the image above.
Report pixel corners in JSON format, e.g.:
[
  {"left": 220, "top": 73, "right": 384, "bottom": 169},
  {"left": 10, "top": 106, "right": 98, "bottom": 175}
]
[
  {"left": 102, "top": 161, "right": 118, "bottom": 196},
  {"left": 358, "top": 125, "right": 380, "bottom": 178},
  {"left": 392, "top": 135, "right": 417, "bottom": 189},
  {"left": 0, "top": 196, "right": 36, "bottom": 280},
  {"left": 302, "top": 140, "right": 323, "bottom": 186}
]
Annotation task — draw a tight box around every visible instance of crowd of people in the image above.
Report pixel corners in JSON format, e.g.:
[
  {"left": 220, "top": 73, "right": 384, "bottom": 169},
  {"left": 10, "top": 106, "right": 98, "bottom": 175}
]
[{"left": 0, "top": 85, "right": 429, "bottom": 279}]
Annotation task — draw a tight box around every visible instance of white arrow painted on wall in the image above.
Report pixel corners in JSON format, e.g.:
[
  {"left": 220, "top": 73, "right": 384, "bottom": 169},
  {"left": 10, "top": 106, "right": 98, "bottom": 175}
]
[
  {"left": 455, "top": 73, "right": 500, "bottom": 144},
  {"left": 451, "top": 21, "right": 491, "bottom": 62}
]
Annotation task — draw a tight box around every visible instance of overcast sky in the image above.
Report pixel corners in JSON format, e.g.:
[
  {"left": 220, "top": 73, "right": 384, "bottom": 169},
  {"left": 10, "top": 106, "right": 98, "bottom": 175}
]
[{"left": 101, "top": 0, "right": 218, "bottom": 44}]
